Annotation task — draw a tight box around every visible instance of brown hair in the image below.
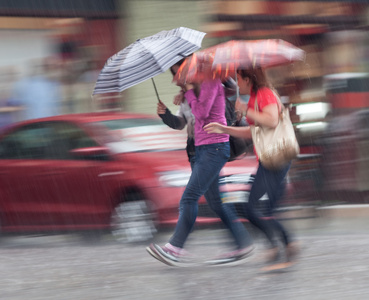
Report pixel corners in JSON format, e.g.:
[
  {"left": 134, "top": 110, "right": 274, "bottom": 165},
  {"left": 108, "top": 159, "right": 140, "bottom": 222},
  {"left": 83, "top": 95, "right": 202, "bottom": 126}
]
[{"left": 238, "top": 67, "right": 271, "bottom": 94}]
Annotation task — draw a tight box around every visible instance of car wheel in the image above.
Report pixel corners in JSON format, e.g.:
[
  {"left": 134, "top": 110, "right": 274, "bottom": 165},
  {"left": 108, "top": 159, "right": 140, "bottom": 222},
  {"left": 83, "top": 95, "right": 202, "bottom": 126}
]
[{"left": 110, "top": 199, "right": 157, "bottom": 244}]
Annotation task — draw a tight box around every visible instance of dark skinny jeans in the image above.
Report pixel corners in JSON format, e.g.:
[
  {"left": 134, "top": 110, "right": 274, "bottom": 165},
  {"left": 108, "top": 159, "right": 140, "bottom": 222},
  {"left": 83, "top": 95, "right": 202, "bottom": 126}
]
[
  {"left": 243, "top": 161, "right": 292, "bottom": 248},
  {"left": 169, "top": 142, "right": 252, "bottom": 250}
]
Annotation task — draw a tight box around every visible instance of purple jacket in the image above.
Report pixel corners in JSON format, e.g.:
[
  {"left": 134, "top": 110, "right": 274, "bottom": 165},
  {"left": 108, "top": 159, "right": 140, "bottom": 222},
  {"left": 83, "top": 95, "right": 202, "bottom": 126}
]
[{"left": 185, "top": 79, "right": 229, "bottom": 146}]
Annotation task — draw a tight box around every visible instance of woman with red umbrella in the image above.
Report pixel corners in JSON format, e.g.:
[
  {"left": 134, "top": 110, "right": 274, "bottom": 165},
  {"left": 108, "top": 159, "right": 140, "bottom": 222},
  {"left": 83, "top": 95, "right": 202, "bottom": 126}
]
[{"left": 204, "top": 67, "right": 300, "bottom": 264}]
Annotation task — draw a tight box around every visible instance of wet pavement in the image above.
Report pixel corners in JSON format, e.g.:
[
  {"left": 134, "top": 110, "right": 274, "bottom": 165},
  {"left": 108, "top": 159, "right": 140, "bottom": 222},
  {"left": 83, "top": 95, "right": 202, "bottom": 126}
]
[{"left": 1, "top": 213, "right": 369, "bottom": 300}]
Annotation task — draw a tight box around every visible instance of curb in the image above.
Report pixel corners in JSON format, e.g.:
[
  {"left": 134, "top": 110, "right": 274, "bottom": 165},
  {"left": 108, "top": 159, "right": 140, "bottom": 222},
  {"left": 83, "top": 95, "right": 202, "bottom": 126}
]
[
  {"left": 317, "top": 204, "right": 369, "bottom": 218},
  {"left": 278, "top": 204, "right": 369, "bottom": 219}
]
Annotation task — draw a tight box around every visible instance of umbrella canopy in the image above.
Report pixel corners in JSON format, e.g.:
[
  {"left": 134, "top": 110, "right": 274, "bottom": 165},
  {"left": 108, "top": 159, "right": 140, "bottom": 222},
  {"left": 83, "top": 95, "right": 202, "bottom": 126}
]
[
  {"left": 93, "top": 27, "right": 206, "bottom": 96},
  {"left": 212, "top": 39, "right": 305, "bottom": 74},
  {"left": 173, "top": 39, "right": 305, "bottom": 84}
]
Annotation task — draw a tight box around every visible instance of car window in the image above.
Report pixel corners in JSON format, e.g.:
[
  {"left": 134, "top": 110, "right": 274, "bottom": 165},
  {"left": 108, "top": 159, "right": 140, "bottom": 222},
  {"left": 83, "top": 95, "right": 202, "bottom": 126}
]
[
  {"left": 0, "top": 121, "right": 99, "bottom": 160},
  {"left": 45, "top": 122, "right": 99, "bottom": 159},
  {"left": 0, "top": 124, "right": 53, "bottom": 159}
]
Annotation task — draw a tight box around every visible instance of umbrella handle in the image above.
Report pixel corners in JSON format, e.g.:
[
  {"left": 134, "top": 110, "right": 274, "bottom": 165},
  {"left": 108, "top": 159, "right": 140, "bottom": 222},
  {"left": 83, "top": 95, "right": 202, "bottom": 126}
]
[
  {"left": 91, "top": 94, "right": 98, "bottom": 112},
  {"left": 151, "top": 78, "right": 160, "bottom": 102}
]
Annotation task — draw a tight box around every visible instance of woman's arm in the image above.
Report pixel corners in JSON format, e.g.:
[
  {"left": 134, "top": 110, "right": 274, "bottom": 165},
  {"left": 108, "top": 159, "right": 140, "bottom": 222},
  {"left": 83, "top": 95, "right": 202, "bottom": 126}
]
[
  {"left": 235, "top": 90, "right": 280, "bottom": 129},
  {"left": 159, "top": 109, "right": 186, "bottom": 130},
  {"left": 184, "top": 81, "right": 219, "bottom": 120},
  {"left": 247, "top": 103, "right": 279, "bottom": 128},
  {"left": 203, "top": 122, "right": 252, "bottom": 139},
  {"left": 157, "top": 100, "right": 186, "bottom": 130}
]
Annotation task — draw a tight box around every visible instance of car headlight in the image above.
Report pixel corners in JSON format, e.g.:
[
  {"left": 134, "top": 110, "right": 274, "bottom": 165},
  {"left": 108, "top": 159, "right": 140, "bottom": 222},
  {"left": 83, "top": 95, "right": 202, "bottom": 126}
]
[
  {"left": 221, "top": 191, "right": 250, "bottom": 203},
  {"left": 159, "top": 172, "right": 254, "bottom": 187},
  {"left": 219, "top": 174, "right": 254, "bottom": 185},
  {"left": 158, "top": 171, "right": 192, "bottom": 187}
]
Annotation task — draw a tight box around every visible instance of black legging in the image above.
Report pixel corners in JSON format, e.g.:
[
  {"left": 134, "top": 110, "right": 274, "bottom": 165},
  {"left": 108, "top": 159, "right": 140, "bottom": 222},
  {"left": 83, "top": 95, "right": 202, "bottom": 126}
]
[{"left": 243, "top": 161, "right": 292, "bottom": 247}]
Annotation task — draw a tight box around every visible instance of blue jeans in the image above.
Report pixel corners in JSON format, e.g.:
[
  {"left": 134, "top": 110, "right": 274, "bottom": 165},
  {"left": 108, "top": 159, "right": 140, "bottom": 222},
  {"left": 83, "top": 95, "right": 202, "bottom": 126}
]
[
  {"left": 169, "top": 142, "right": 252, "bottom": 249},
  {"left": 243, "top": 162, "right": 292, "bottom": 247}
]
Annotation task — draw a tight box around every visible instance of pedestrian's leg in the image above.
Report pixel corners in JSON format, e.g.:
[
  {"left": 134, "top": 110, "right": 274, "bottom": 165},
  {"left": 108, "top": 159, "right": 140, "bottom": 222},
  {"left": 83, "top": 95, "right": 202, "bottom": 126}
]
[
  {"left": 265, "top": 169, "right": 301, "bottom": 262},
  {"left": 263, "top": 163, "right": 292, "bottom": 246},
  {"left": 170, "top": 142, "right": 251, "bottom": 250},
  {"left": 243, "top": 164, "right": 278, "bottom": 248},
  {"left": 168, "top": 143, "right": 227, "bottom": 248},
  {"left": 204, "top": 175, "right": 252, "bottom": 249},
  {"left": 202, "top": 142, "right": 252, "bottom": 249},
  {"left": 146, "top": 153, "right": 199, "bottom": 265},
  {"left": 168, "top": 159, "right": 204, "bottom": 248}
]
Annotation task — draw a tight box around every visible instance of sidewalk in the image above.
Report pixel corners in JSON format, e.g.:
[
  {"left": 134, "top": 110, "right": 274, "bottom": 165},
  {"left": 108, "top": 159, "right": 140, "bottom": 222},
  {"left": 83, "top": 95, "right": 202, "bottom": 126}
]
[
  {"left": 277, "top": 203, "right": 369, "bottom": 219},
  {"left": 276, "top": 204, "right": 369, "bottom": 236},
  {"left": 2, "top": 224, "right": 369, "bottom": 300}
]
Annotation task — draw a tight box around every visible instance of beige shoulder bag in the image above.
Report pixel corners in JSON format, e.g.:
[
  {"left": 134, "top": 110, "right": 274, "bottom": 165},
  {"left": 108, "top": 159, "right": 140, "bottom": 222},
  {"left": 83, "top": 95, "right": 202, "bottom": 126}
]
[{"left": 250, "top": 91, "right": 300, "bottom": 170}]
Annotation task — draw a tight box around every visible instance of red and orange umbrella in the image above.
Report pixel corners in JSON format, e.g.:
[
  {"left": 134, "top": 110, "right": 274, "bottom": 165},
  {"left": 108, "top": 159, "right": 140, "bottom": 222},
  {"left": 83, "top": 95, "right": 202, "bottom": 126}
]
[
  {"left": 173, "top": 39, "right": 305, "bottom": 84},
  {"left": 212, "top": 39, "right": 305, "bottom": 70},
  {"left": 173, "top": 45, "right": 218, "bottom": 85}
]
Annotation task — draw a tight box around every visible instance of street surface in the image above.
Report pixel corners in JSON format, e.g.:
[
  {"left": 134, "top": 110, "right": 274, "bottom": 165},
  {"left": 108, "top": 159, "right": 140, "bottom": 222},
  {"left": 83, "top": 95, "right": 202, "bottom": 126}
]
[{"left": 1, "top": 214, "right": 369, "bottom": 300}]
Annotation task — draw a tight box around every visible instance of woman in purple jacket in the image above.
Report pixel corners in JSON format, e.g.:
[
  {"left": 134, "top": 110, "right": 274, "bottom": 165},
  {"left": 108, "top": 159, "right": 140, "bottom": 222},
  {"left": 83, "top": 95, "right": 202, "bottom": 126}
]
[{"left": 147, "top": 62, "right": 254, "bottom": 266}]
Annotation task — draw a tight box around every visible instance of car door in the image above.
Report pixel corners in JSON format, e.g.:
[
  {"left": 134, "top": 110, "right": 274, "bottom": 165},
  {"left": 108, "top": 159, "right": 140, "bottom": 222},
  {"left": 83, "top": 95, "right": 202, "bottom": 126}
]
[
  {"left": 38, "top": 121, "right": 119, "bottom": 227},
  {"left": 0, "top": 121, "right": 119, "bottom": 230},
  {"left": 0, "top": 123, "right": 57, "bottom": 228}
]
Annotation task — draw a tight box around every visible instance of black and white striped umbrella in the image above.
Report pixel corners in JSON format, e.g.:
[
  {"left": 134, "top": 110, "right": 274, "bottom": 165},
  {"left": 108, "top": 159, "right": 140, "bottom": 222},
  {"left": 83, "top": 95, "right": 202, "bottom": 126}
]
[{"left": 93, "top": 27, "right": 206, "bottom": 97}]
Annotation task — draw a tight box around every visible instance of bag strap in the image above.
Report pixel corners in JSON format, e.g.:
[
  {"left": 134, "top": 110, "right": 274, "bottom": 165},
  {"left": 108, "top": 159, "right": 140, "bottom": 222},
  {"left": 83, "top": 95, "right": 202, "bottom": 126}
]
[
  {"left": 254, "top": 94, "right": 259, "bottom": 126},
  {"left": 270, "top": 89, "right": 284, "bottom": 114},
  {"left": 254, "top": 95, "right": 259, "bottom": 112}
]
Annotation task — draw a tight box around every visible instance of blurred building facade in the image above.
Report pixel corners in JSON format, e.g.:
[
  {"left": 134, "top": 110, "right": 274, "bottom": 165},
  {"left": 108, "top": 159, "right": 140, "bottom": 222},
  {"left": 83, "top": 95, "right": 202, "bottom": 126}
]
[
  {"left": 0, "top": 0, "right": 120, "bottom": 117},
  {"left": 2, "top": 0, "right": 368, "bottom": 119}
]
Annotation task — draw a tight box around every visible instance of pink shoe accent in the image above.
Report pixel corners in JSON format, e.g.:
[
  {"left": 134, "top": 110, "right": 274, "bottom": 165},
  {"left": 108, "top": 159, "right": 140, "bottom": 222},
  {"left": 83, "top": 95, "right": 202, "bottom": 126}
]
[{"left": 164, "top": 243, "right": 190, "bottom": 257}]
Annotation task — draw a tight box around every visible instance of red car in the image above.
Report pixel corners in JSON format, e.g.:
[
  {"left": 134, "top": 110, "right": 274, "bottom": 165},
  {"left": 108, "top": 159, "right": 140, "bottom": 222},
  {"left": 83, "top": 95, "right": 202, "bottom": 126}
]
[{"left": 0, "top": 112, "right": 259, "bottom": 243}]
